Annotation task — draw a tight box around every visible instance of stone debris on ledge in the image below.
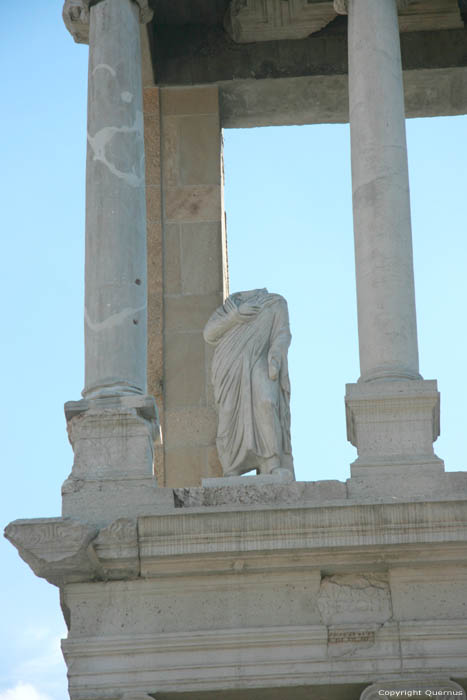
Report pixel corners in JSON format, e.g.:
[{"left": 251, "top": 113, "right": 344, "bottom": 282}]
[{"left": 174, "top": 471, "right": 467, "bottom": 508}]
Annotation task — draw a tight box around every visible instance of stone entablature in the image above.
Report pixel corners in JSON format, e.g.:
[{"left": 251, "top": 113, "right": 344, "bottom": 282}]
[
  {"left": 6, "top": 493, "right": 467, "bottom": 698},
  {"left": 226, "top": 0, "right": 462, "bottom": 42},
  {"left": 225, "top": 0, "right": 338, "bottom": 43}
]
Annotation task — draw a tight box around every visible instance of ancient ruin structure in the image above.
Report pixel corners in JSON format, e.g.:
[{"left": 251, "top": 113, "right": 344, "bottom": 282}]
[{"left": 5, "top": 0, "right": 467, "bottom": 698}]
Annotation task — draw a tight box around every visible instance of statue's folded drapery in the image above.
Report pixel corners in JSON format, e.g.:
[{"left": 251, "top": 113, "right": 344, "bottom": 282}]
[{"left": 204, "top": 288, "right": 294, "bottom": 477}]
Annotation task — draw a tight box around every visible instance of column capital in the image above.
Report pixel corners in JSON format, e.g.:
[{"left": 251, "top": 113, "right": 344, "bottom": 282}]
[
  {"left": 334, "top": 0, "right": 413, "bottom": 14},
  {"left": 63, "top": 0, "right": 153, "bottom": 43}
]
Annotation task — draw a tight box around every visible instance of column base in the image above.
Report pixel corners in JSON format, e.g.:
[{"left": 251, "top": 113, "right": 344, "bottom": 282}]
[
  {"left": 63, "top": 395, "right": 173, "bottom": 526},
  {"left": 346, "top": 379, "right": 444, "bottom": 484}
]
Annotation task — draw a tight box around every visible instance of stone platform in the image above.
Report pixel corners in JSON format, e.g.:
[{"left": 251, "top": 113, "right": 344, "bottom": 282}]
[{"left": 5, "top": 475, "right": 467, "bottom": 699}]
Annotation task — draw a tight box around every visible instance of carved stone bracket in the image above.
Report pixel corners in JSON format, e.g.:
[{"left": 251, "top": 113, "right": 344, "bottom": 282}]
[
  {"left": 334, "top": 0, "right": 413, "bottom": 13},
  {"left": 4, "top": 517, "right": 142, "bottom": 586},
  {"left": 93, "top": 518, "right": 139, "bottom": 579},
  {"left": 4, "top": 518, "right": 100, "bottom": 586},
  {"left": 225, "top": 0, "right": 337, "bottom": 43},
  {"left": 63, "top": 0, "right": 153, "bottom": 43}
]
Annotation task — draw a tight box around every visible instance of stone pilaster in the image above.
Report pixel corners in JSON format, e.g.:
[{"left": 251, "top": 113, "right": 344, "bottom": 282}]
[{"left": 145, "top": 86, "right": 228, "bottom": 487}]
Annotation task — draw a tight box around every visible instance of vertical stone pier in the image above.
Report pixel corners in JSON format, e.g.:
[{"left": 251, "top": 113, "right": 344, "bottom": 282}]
[
  {"left": 143, "top": 84, "right": 227, "bottom": 488},
  {"left": 61, "top": 0, "right": 172, "bottom": 524},
  {"left": 335, "top": 0, "right": 443, "bottom": 490}
]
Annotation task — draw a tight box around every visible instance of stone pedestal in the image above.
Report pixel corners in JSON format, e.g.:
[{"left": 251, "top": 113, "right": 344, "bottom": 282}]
[
  {"left": 63, "top": 396, "right": 173, "bottom": 526},
  {"left": 346, "top": 380, "right": 442, "bottom": 468},
  {"left": 345, "top": 379, "right": 444, "bottom": 496}
]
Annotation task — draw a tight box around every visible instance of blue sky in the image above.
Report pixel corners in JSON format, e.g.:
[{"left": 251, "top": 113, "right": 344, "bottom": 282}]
[{"left": 1, "top": 2, "right": 466, "bottom": 699}]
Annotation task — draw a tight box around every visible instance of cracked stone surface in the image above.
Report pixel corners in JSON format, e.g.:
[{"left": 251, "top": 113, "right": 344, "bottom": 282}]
[{"left": 317, "top": 573, "right": 392, "bottom": 625}]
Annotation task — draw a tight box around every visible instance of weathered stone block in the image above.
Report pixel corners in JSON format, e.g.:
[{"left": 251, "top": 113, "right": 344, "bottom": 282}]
[
  {"left": 178, "top": 114, "right": 221, "bottom": 186},
  {"left": 174, "top": 479, "right": 347, "bottom": 507},
  {"left": 165, "top": 294, "right": 222, "bottom": 333},
  {"left": 161, "top": 115, "right": 179, "bottom": 187},
  {"left": 143, "top": 113, "right": 161, "bottom": 185},
  {"left": 164, "top": 407, "right": 218, "bottom": 448},
  {"left": 164, "top": 332, "right": 205, "bottom": 408},
  {"left": 142, "top": 86, "right": 159, "bottom": 115},
  {"left": 146, "top": 183, "right": 162, "bottom": 222},
  {"left": 180, "top": 222, "right": 223, "bottom": 295},
  {"left": 164, "top": 222, "right": 181, "bottom": 294},
  {"left": 161, "top": 86, "right": 219, "bottom": 116},
  {"left": 165, "top": 446, "right": 206, "bottom": 487},
  {"left": 317, "top": 573, "right": 392, "bottom": 625},
  {"left": 390, "top": 566, "right": 467, "bottom": 620},
  {"left": 164, "top": 185, "right": 222, "bottom": 222}
]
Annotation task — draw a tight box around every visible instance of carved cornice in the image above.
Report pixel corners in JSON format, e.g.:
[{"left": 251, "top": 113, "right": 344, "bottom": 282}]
[
  {"left": 4, "top": 518, "right": 100, "bottom": 586},
  {"left": 334, "top": 0, "right": 413, "bottom": 14},
  {"left": 63, "top": 0, "right": 153, "bottom": 44},
  {"left": 5, "top": 497, "right": 467, "bottom": 586}
]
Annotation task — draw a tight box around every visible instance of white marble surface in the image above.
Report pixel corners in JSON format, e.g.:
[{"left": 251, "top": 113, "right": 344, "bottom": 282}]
[
  {"left": 348, "top": 0, "right": 421, "bottom": 383},
  {"left": 204, "top": 289, "right": 294, "bottom": 478}
]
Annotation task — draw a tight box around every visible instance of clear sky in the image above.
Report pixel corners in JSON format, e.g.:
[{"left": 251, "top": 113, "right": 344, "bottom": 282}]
[{"left": 1, "top": 3, "right": 466, "bottom": 699}]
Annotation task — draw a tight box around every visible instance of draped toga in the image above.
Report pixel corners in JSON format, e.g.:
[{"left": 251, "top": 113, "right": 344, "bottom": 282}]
[{"left": 204, "top": 289, "right": 293, "bottom": 477}]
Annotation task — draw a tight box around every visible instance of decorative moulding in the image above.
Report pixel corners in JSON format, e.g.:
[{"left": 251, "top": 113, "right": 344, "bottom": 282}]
[
  {"left": 334, "top": 0, "right": 414, "bottom": 13},
  {"left": 334, "top": 0, "right": 463, "bottom": 32},
  {"left": 225, "top": 0, "right": 338, "bottom": 43}
]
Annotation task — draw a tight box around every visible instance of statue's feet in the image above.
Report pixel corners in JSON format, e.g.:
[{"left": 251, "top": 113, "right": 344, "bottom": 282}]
[{"left": 260, "top": 455, "right": 281, "bottom": 474}]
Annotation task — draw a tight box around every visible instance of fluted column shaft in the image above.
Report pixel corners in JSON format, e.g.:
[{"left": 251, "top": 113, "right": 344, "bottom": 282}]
[
  {"left": 83, "top": 0, "right": 148, "bottom": 398},
  {"left": 346, "top": 0, "right": 421, "bottom": 382}
]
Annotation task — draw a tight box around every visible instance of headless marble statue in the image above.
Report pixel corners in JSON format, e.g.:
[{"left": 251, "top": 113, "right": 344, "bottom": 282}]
[{"left": 204, "top": 288, "right": 294, "bottom": 478}]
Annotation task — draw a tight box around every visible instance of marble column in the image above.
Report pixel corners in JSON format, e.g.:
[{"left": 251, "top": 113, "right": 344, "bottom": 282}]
[
  {"left": 61, "top": 0, "right": 173, "bottom": 525},
  {"left": 336, "top": 0, "right": 419, "bottom": 383},
  {"left": 335, "top": 0, "right": 444, "bottom": 489},
  {"left": 83, "top": 0, "right": 149, "bottom": 398}
]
